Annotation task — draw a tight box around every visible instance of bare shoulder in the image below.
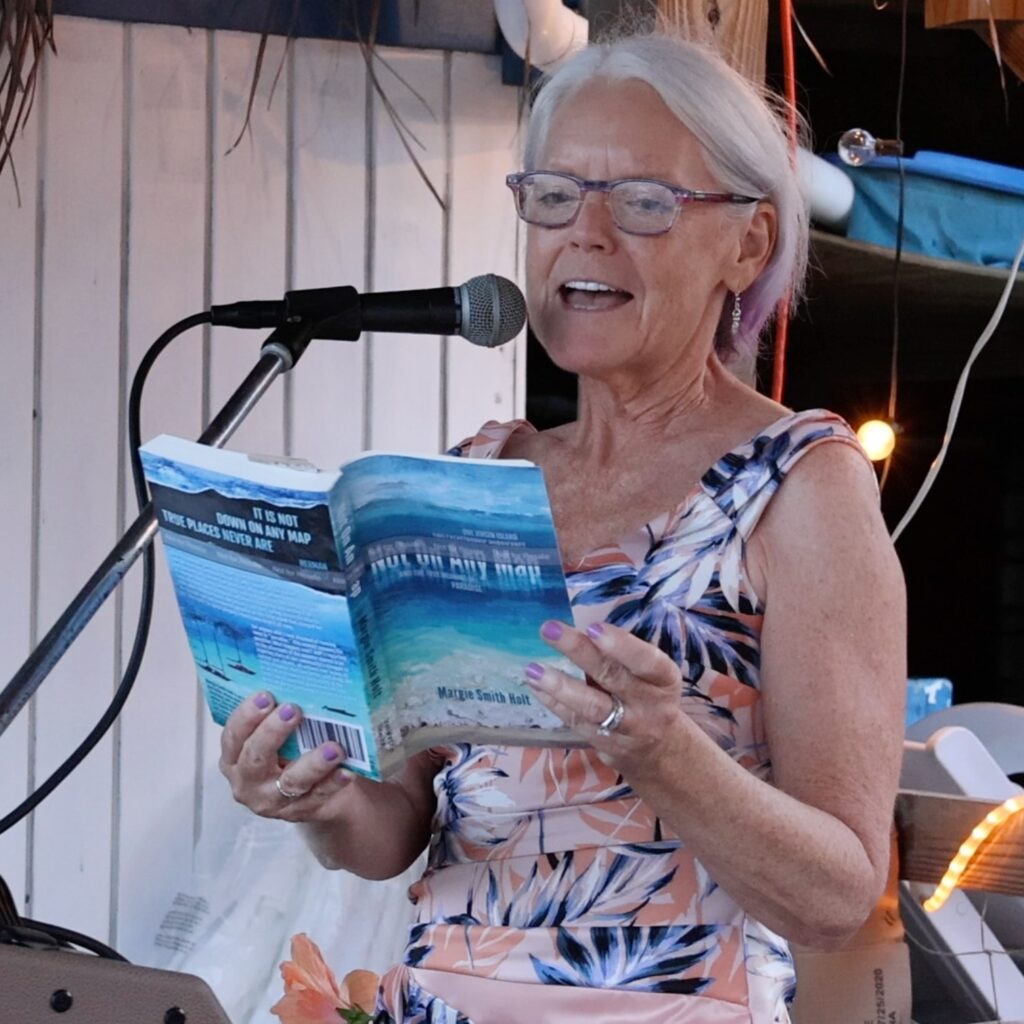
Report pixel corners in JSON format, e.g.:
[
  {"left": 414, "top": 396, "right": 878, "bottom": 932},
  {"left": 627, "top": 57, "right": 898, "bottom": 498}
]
[
  {"left": 502, "top": 421, "right": 573, "bottom": 464},
  {"left": 754, "top": 437, "right": 887, "bottom": 548},
  {"left": 747, "top": 438, "right": 900, "bottom": 601}
]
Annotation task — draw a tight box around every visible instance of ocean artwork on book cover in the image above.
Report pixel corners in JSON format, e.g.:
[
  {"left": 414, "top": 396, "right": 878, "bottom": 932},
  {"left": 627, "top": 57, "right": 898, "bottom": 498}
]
[
  {"left": 340, "top": 454, "right": 580, "bottom": 743},
  {"left": 140, "top": 438, "right": 582, "bottom": 780}
]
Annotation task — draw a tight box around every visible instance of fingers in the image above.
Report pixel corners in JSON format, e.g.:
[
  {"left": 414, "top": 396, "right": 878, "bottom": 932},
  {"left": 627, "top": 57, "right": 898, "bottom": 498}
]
[
  {"left": 526, "top": 621, "right": 684, "bottom": 775},
  {"left": 540, "top": 619, "right": 678, "bottom": 696},
  {"left": 234, "top": 700, "right": 306, "bottom": 777},
  {"left": 271, "top": 742, "right": 348, "bottom": 804},
  {"left": 525, "top": 661, "right": 622, "bottom": 734},
  {"left": 273, "top": 760, "right": 358, "bottom": 822},
  {"left": 219, "top": 693, "right": 355, "bottom": 820},
  {"left": 220, "top": 691, "right": 277, "bottom": 768}
]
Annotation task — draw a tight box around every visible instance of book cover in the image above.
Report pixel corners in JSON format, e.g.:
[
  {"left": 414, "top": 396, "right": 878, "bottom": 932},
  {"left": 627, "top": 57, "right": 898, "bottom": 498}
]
[{"left": 140, "top": 437, "right": 582, "bottom": 780}]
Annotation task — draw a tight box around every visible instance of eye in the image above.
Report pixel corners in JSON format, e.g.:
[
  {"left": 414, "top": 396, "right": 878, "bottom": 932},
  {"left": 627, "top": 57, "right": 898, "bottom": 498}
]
[
  {"left": 533, "top": 186, "right": 576, "bottom": 208},
  {"left": 620, "top": 188, "right": 674, "bottom": 214}
]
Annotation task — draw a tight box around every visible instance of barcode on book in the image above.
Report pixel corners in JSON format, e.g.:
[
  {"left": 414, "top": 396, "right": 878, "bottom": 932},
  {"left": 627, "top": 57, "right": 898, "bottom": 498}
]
[{"left": 297, "top": 717, "right": 370, "bottom": 770}]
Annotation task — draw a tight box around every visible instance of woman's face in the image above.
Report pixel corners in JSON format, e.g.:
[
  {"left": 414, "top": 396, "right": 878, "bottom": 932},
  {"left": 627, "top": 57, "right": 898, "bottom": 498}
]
[{"left": 525, "top": 78, "right": 766, "bottom": 382}]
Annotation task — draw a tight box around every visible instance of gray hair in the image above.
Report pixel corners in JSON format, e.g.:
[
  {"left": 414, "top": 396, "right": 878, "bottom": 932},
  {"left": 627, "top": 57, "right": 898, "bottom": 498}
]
[{"left": 522, "top": 32, "right": 808, "bottom": 361}]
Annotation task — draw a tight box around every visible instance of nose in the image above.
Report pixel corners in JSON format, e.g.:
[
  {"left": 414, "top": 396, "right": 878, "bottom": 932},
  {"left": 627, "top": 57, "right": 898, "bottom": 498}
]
[{"left": 567, "top": 190, "right": 617, "bottom": 251}]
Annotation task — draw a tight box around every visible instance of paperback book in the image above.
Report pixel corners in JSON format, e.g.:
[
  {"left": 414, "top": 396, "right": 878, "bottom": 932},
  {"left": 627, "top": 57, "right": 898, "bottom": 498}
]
[{"left": 140, "top": 436, "right": 583, "bottom": 780}]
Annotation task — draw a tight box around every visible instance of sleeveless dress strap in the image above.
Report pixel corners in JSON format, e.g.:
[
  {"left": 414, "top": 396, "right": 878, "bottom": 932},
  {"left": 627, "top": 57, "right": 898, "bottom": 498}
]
[
  {"left": 446, "top": 419, "right": 534, "bottom": 459},
  {"left": 699, "top": 409, "right": 872, "bottom": 542}
]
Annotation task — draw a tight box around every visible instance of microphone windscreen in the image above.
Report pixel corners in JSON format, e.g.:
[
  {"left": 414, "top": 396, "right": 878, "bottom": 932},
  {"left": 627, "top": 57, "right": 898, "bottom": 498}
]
[{"left": 460, "top": 275, "right": 527, "bottom": 348}]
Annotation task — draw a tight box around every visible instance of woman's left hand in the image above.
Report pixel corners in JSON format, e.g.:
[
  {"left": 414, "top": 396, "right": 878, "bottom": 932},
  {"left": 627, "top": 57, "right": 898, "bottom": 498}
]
[{"left": 526, "top": 619, "right": 685, "bottom": 779}]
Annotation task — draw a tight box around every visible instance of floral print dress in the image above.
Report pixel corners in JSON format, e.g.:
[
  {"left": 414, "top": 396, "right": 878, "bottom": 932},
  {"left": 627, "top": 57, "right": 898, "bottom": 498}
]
[{"left": 374, "top": 409, "right": 870, "bottom": 1024}]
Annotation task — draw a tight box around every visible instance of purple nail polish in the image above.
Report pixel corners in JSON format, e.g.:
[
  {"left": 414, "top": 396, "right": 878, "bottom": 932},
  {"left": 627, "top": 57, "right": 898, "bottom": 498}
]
[
  {"left": 278, "top": 704, "right": 296, "bottom": 722},
  {"left": 525, "top": 662, "right": 545, "bottom": 681},
  {"left": 541, "top": 621, "right": 563, "bottom": 641},
  {"left": 322, "top": 746, "right": 340, "bottom": 762},
  {"left": 586, "top": 623, "right": 604, "bottom": 640},
  {"left": 254, "top": 693, "right": 272, "bottom": 710}
]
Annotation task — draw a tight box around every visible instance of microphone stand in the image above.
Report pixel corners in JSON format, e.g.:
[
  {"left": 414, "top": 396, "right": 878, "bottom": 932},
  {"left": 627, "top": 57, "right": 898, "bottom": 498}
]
[{"left": 0, "top": 320, "right": 317, "bottom": 739}]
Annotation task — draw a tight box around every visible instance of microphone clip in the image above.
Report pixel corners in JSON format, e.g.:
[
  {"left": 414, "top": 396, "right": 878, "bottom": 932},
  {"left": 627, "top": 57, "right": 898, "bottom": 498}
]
[{"left": 208, "top": 285, "right": 362, "bottom": 338}]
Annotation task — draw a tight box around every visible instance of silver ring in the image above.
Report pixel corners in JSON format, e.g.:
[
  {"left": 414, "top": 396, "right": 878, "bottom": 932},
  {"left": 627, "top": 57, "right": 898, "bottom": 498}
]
[
  {"left": 275, "top": 776, "right": 304, "bottom": 801},
  {"left": 596, "top": 694, "right": 625, "bottom": 736}
]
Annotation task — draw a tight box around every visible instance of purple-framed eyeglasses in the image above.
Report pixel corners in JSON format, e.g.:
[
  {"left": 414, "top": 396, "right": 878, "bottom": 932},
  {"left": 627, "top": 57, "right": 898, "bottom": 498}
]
[{"left": 506, "top": 171, "right": 762, "bottom": 236}]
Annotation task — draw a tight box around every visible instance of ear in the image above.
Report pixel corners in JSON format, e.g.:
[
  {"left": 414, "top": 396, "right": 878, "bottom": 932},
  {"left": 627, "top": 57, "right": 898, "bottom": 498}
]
[{"left": 728, "top": 202, "right": 777, "bottom": 294}]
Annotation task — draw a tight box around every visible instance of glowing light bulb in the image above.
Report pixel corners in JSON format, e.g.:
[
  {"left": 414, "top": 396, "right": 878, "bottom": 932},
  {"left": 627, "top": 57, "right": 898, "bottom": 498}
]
[
  {"left": 856, "top": 420, "right": 897, "bottom": 461},
  {"left": 837, "top": 128, "right": 904, "bottom": 167}
]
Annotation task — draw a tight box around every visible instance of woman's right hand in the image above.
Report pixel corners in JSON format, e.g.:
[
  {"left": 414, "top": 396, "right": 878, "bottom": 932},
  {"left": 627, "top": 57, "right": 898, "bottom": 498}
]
[{"left": 219, "top": 691, "right": 358, "bottom": 824}]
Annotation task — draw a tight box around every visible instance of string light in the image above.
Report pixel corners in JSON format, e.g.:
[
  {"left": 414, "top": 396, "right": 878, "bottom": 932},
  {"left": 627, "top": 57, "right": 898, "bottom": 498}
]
[
  {"left": 837, "top": 127, "right": 904, "bottom": 167},
  {"left": 856, "top": 419, "right": 897, "bottom": 461},
  {"left": 922, "top": 794, "right": 1024, "bottom": 913}
]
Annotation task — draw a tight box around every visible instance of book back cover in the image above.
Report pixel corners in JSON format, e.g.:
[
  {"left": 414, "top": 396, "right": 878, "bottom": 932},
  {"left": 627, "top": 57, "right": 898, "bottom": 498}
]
[{"left": 141, "top": 438, "right": 380, "bottom": 777}]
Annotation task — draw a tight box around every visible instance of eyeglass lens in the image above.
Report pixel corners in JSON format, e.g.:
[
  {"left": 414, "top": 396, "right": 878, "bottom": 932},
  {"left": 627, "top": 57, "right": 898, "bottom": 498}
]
[{"left": 518, "top": 174, "right": 678, "bottom": 235}]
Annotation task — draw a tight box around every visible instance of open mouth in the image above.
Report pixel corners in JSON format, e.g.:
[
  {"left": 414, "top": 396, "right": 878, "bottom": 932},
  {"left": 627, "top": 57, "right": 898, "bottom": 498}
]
[{"left": 559, "top": 279, "right": 634, "bottom": 312}]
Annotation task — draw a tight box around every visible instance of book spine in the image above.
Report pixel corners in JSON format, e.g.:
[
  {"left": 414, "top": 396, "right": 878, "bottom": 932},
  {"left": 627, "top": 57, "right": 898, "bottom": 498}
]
[{"left": 334, "top": 494, "right": 403, "bottom": 767}]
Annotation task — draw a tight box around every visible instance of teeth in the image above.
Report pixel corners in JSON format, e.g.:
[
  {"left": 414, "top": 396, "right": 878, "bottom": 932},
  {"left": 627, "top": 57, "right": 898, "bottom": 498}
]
[{"left": 564, "top": 280, "right": 618, "bottom": 292}]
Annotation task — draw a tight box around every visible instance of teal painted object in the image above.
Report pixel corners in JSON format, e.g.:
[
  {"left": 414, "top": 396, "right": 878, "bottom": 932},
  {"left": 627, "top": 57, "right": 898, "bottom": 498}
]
[
  {"left": 906, "top": 677, "right": 954, "bottom": 727},
  {"left": 825, "top": 151, "right": 1024, "bottom": 269}
]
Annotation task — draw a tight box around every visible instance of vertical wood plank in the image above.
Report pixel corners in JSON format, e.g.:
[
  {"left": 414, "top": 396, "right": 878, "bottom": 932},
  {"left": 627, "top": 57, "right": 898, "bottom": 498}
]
[
  {"left": 289, "top": 39, "right": 368, "bottom": 469},
  {"left": 368, "top": 48, "right": 446, "bottom": 454},
  {"left": 0, "top": 53, "right": 41, "bottom": 915},
  {"left": 114, "top": 21, "right": 209, "bottom": 961},
  {"left": 209, "top": 29, "right": 289, "bottom": 457},
  {"left": 448, "top": 53, "right": 524, "bottom": 443},
  {"left": 200, "top": 28, "right": 291, "bottom": 848},
  {"left": 31, "top": 14, "right": 125, "bottom": 938}
]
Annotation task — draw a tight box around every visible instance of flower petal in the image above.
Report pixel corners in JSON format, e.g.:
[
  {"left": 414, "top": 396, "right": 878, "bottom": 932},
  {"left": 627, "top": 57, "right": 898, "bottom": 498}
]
[
  {"left": 341, "top": 970, "right": 379, "bottom": 1012},
  {"left": 279, "top": 934, "right": 344, "bottom": 1003},
  {"left": 270, "top": 989, "right": 344, "bottom": 1024}
]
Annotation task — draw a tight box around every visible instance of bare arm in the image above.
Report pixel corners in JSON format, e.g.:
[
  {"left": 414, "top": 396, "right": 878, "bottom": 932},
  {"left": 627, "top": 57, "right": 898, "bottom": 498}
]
[
  {"left": 220, "top": 695, "right": 437, "bottom": 880},
  {"left": 528, "top": 442, "right": 906, "bottom": 948}
]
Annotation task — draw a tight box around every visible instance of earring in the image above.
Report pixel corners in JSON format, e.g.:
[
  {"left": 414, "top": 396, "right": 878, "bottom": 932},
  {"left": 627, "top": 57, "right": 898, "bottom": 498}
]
[{"left": 731, "top": 292, "right": 742, "bottom": 336}]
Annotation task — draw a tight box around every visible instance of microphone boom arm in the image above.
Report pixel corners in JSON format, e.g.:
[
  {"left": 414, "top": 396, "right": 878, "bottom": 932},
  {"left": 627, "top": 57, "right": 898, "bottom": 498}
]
[{"left": 0, "top": 321, "right": 317, "bottom": 739}]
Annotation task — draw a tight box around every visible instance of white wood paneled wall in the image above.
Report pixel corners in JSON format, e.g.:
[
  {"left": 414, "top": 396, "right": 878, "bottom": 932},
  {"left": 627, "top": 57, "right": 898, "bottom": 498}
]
[{"left": 0, "top": 12, "right": 524, "bottom": 979}]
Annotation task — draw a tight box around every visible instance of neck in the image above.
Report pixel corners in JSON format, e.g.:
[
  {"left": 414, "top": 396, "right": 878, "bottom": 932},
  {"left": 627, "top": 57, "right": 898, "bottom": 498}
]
[{"left": 566, "top": 352, "right": 740, "bottom": 466}]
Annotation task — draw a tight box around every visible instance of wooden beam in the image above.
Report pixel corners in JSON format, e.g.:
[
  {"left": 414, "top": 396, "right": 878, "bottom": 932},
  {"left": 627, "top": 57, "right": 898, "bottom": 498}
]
[
  {"left": 657, "top": 0, "right": 769, "bottom": 83},
  {"left": 925, "top": 0, "right": 1024, "bottom": 28},
  {"left": 896, "top": 790, "right": 1024, "bottom": 897},
  {"left": 925, "top": 0, "right": 1024, "bottom": 80},
  {"left": 978, "top": 21, "right": 1024, "bottom": 80}
]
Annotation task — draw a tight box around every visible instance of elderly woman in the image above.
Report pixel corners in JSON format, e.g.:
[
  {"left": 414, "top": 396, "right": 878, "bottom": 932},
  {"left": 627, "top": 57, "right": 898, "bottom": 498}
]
[{"left": 220, "top": 31, "right": 905, "bottom": 1024}]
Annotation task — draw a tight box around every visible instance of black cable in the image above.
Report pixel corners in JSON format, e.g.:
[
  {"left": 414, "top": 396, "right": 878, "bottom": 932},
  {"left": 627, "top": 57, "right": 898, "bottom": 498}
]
[
  {"left": 0, "top": 874, "right": 19, "bottom": 926},
  {"left": 0, "top": 312, "right": 211, "bottom": 838},
  {"left": 128, "top": 312, "right": 212, "bottom": 506},
  {"left": 16, "top": 918, "right": 129, "bottom": 960}
]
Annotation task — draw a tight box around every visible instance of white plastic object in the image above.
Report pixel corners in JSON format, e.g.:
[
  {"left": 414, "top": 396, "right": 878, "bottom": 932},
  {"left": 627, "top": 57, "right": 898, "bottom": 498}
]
[
  {"left": 494, "top": 0, "right": 589, "bottom": 72},
  {"left": 795, "top": 147, "right": 855, "bottom": 231}
]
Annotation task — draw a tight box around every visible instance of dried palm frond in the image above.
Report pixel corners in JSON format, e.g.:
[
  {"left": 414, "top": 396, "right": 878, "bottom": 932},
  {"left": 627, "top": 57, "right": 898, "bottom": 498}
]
[
  {"left": 354, "top": 0, "right": 444, "bottom": 209},
  {"left": 791, "top": 4, "right": 831, "bottom": 76},
  {"left": 981, "top": 1, "right": 1009, "bottom": 114},
  {"left": 231, "top": 0, "right": 443, "bottom": 209},
  {"left": 0, "top": 0, "right": 56, "bottom": 195}
]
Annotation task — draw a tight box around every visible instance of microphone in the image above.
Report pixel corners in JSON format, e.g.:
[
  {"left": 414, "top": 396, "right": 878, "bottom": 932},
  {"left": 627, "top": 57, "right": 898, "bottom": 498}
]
[{"left": 210, "top": 274, "right": 527, "bottom": 348}]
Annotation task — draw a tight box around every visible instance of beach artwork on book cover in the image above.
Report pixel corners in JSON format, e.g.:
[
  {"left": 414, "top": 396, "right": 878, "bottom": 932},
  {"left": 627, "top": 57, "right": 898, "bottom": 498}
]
[
  {"left": 140, "top": 438, "right": 582, "bottom": 780},
  {"left": 340, "top": 453, "right": 581, "bottom": 745}
]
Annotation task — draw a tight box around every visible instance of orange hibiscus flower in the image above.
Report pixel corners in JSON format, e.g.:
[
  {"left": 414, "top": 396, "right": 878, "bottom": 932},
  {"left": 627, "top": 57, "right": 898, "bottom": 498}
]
[{"left": 271, "top": 933, "right": 379, "bottom": 1024}]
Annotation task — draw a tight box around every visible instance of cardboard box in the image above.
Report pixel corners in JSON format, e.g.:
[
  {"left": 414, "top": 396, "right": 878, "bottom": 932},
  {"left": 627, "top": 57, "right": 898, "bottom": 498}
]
[
  {"left": 790, "top": 830, "right": 911, "bottom": 1024},
  {"left": 790, "top": 940, "right": 912, "bottom": 1024}
]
